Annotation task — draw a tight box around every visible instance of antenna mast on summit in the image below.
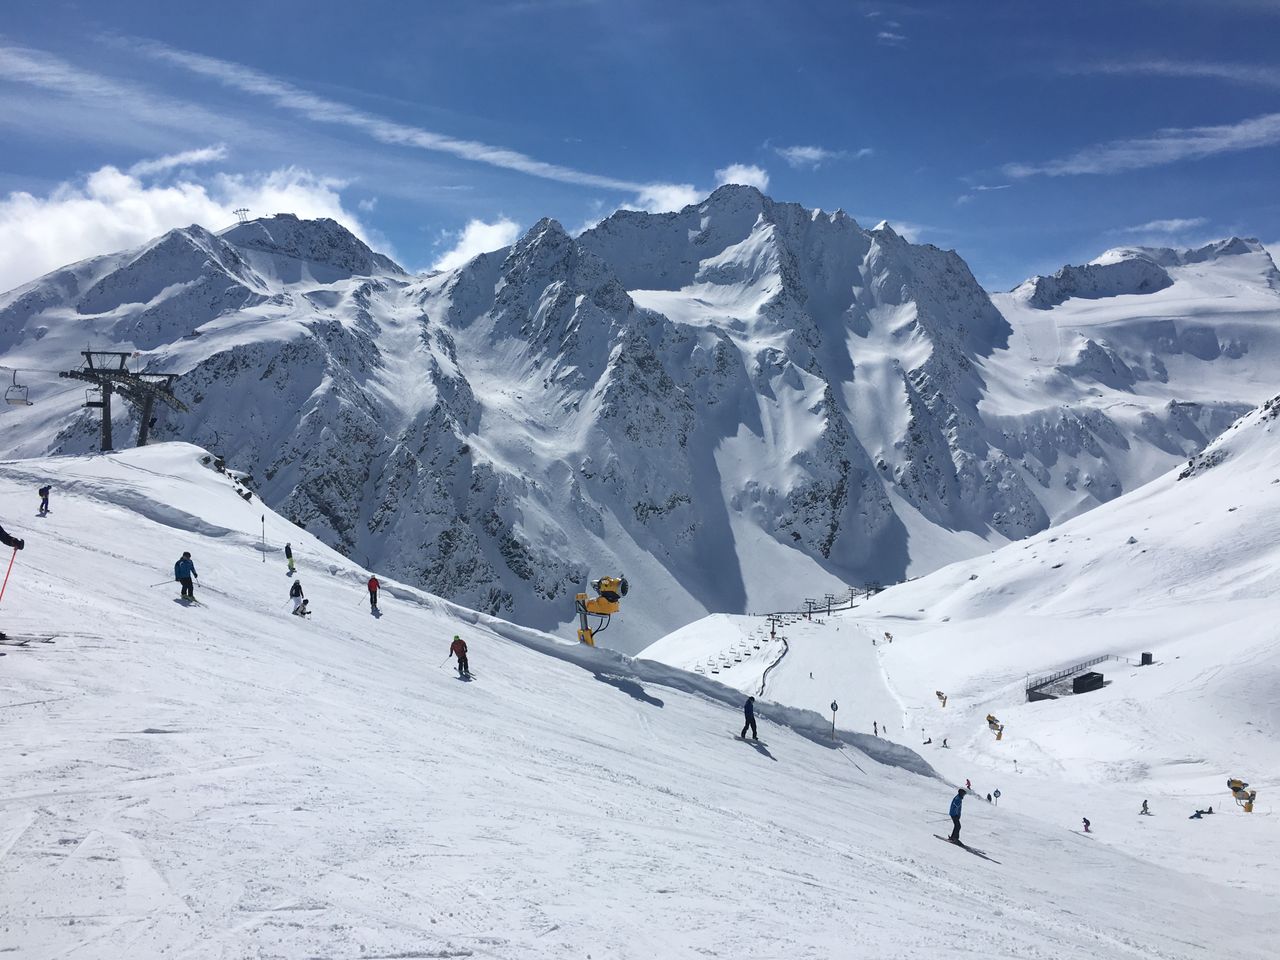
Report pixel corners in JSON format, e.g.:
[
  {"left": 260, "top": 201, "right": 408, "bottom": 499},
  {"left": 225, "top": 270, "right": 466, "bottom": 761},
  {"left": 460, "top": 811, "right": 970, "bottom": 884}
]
[{"left": 233, "top": 207, "right": 250, "bottom": 224}]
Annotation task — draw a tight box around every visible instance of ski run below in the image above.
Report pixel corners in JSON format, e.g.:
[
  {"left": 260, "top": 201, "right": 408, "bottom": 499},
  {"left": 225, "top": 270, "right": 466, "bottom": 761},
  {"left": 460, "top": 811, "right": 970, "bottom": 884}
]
[{"left": 0, "top": 442, "right": 1275, "bottom": 958}]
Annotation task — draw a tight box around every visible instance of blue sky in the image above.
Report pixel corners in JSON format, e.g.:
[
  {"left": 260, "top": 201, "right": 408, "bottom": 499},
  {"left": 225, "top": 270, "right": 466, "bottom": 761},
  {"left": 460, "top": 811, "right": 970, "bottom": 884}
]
[{"left": 1, "top": 0, "right": 1278, "bottom": 291}]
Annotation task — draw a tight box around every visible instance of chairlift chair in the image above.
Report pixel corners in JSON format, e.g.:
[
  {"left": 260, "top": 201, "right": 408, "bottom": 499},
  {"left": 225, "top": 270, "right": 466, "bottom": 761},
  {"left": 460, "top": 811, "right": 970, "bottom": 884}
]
[{"left": 5, "top": 370, "right": 31, "bottom": 406}]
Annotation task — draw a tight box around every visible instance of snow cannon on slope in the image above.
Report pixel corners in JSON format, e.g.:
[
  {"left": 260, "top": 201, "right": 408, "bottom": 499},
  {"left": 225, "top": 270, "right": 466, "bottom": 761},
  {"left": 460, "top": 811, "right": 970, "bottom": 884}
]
[
  {"left": 1228, "top": 778, "right": 1257, "bottom": 813},
  {"left": 986, "top": 713, "right": 1005, "bottom": 741},
  {"left": 575, "top": 575, "right": 629, "bottom": 646}
]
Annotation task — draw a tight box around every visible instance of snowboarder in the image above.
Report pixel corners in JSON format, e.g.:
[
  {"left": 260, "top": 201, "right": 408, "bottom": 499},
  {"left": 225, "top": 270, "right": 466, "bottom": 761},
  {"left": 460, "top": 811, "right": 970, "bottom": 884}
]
[
  {"left": 949, "top": 788, "right": 965, "bottom": 843},
  {"left": 923, "top": 737, "right": 932, "bottom": 745},
  {"left": 1140, "top": 800, "right": 1150, "bottom": 816},
  {"left": 741, "top": 695, "right": 758, "bottom": 741},
  {"left": 942, "top": 737, "right": 948, "bottom": 748},
  {"left": 1081, "top": 817, "right": 1091, "bottom": 833},
  {"left": 367, "top": 575, "right": 380, "bottom": 611},
  {"left": 0, "top": 523, "right": 25, "bottom": 552},
  {"left": 289, "top": 579, "right": 306, "bottom": 615},
  {"left": 284, "top": 542, "right": 295, "bottom": 574},
  {"left": 38, "top": 485, "right": 50, "bottom": 516},
  {"left": 449, "top": 634, "right": 470, "bottom": 678},
  {"left": 965, "top": 778, "right": 972, "bottom": 792},
  {"left": 174, "top": 551, "right": 197, "bottom": 600}
]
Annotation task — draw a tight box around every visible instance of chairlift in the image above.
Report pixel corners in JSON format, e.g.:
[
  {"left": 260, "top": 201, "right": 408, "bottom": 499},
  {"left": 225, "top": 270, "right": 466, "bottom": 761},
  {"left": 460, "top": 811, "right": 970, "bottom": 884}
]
[{"left": 5, "top": 369, "right": 32, "bottom": 406}]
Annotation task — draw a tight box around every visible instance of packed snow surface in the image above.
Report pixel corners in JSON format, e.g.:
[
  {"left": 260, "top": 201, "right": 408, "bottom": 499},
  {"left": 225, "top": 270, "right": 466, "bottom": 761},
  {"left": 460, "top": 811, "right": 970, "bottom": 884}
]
[{"left": 2, "top": 444, "right": 1277, "bottom": 957}]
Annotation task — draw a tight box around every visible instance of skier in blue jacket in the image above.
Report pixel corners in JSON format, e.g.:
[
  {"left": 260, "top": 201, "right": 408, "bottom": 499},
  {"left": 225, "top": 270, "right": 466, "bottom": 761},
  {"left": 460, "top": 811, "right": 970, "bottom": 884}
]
[
  {"left": 174, "top": 551, "right": 197, "bottom": 600},
  {"left": 948, "top": 788, "right": 966, "bottom": 843}
]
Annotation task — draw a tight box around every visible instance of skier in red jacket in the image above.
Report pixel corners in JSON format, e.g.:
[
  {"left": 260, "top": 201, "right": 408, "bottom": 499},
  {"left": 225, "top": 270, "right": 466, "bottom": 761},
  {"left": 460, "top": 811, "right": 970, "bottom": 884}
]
[
  {"left": 367, "top": 575, "right": 380, "bottom": 611},
  {"left": 449, "top": 635, "right": 470, "bottom": 678}
]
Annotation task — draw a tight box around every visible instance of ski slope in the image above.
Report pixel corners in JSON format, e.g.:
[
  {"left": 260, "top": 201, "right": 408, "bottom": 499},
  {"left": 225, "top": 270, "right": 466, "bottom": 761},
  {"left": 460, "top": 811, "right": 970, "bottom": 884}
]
[
  {"left": 1, "top": 444, "right": 1275, "bottom": 957},
  {"left": 645, "top": 395, "right": 1280, "bottom": 903}
]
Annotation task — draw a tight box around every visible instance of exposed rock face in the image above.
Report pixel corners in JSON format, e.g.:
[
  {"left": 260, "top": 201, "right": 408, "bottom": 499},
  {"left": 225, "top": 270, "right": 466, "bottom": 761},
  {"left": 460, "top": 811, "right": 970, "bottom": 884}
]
[{"left": 1, "top": 200, "right": 1276, "bottom": 652}]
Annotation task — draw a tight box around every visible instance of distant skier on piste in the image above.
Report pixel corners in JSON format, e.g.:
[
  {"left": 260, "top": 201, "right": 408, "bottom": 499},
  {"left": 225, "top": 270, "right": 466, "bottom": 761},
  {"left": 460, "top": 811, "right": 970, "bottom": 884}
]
[
  {"left": 367, "top": 575, "right": 380, "bottom": 611},
  {"left": 948, "top": 788, "right": 966, "bottom": 843},
  {"left": 741, "top": 696, "right": 758, "bottom": 741},
  {"left": 38, "top": 485, "right": 50, "bottom": 516},
  {"left": 174, "top": 551, "right": 197, "bottom": 600},
  {"left": 285, "top": 542, "right": 295, "bottom": 575},
  {"left": 449, "top": 635, "right": 470, "bottom": 678}
]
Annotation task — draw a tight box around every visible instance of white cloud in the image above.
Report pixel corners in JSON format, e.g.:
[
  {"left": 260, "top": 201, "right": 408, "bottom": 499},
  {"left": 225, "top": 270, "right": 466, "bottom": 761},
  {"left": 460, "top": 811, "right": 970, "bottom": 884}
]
[
  {"left": 1069, "top": 59, "right": 1280, "bottom": 90},
  {"left": 431, "top": 217, "right": 521, "bottom": 272},
  {"left": 774, "top": 144, "right": 868, "bottom": 169},
  {"left": 633, "top": 182, "right": 702, "bottom": 212},
  {"left": 1118, "top": 217, "right": 1209, "bottom": 234},
  {"left": 955, "top": 182, "right": 1011, "bottom": 205},
  {"left": 0, "top": 163, "right": 373, "bottom": 293},
  {"left": 714, "top": 163, "right": 770, "bottom": 191},
  {"left": 877, "top": 30, "right": 907, "bottom": 45},
  {"left": 1004, "top": 111, "right": 1280, "bottom": 177},
  {"left": 358, "top": 197, "right": 379, "bottom": 212},
  {"left": 128, "top": 144, "right": 228, "bottom": 177}
]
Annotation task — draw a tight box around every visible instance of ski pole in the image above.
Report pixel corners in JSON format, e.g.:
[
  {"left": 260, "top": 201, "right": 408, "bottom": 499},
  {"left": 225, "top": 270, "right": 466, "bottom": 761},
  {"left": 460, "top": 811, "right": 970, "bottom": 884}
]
[
  {"left": 147, "top": 580, "right": 173, "bottom": 588},
  {"left": 0, "top": 547, "right": 16, "bottom": 606}
]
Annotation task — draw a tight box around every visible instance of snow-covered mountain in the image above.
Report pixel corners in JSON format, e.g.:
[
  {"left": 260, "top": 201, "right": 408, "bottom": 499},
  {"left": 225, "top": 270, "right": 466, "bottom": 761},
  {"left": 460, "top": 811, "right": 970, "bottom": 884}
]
[
  {"left": 1, "top": 190, "right": 1277, "bottom": 652},
  {"left": 1, "top": 442, "right": 1275, "bottom": 957}
]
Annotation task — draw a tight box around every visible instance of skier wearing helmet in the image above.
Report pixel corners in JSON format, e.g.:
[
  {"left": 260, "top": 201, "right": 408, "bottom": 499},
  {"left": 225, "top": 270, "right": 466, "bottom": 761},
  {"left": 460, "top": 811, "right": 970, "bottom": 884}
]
[{"left": 449, "top": 635, "right": 470, "bottom": 679}]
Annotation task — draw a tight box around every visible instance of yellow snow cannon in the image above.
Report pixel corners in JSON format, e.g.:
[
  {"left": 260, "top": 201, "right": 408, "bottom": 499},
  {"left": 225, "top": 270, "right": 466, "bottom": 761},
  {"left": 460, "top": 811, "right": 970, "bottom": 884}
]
[
  {"left": 1228, "top": 778, "right": 1257, "bottom": 812},
  {"left": 575, "top": 575, "right": 629, "bottom": 646},
  {"left": 986, "top": 713, "right": 1005, "bottom": 741}
]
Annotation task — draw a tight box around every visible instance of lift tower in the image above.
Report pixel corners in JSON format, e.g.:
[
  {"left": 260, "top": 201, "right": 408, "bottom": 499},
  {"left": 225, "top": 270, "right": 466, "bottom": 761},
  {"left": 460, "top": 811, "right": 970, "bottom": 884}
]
[{"left": 59, "top": 351, "right": 189, "bottom": 451}]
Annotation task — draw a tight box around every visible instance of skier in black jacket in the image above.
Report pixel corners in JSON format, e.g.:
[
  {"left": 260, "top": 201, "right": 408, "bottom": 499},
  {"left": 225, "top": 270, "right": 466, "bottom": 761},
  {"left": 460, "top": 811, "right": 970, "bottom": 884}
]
[
  {"left": 741, "top": 696, "right": 758, "bottom": 741},
  {"left": 289, "top": 579, "right": 306, "bottom": 616}
]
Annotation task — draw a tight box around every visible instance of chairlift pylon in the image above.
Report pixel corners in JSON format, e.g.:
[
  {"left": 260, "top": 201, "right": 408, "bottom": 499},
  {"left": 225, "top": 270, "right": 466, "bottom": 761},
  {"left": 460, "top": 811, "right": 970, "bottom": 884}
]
[{"left": 5, "top": 369, "right": 32, "bottom": 406}]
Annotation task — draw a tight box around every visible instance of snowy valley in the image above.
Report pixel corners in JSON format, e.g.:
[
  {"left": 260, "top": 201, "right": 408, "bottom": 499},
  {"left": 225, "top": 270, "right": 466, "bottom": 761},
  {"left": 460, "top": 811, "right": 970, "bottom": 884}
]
[{"left": 2, "top": 187, "right": 1277, "bottom": 652}]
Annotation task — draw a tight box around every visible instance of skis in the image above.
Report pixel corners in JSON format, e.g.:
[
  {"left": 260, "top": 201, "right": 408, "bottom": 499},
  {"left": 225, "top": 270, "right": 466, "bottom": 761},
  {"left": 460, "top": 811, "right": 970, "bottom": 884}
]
[
  {"left": 0, "top": 634, "right": 58, "bottom": 646},
  {"left": 934, "top": 835, "right": 1000, "bottom": 863}
]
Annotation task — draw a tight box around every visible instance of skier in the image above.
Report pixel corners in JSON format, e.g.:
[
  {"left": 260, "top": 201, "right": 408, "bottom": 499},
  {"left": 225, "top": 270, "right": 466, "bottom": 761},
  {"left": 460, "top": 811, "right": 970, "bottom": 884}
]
[
  {"left": 965, "top": 778, "right": 972, "bottom": 792},
  {"left": 948, "top": 788, "right": 966, "bottom": 843},
  {"left": 449, "top": 634, "right": 470, "bottom": 678},
  {"left": 367, "top": 575, "right": 380, "bottom": 611},
  {"left": 289, "top": 579, "right": 306, "bottom": 615},
  {"left": 1082, "top": 817, "right": 1091, "bottom": 833},
  {"left": 285, "top": 542, "right": 295, "bottom": 575},
  {"left": 873, "top": 721, "right": 878, "bottom": 737},
  {"left": 942, "top": 737, "right": 948, "bottom": 748},
  {"left": 986, "top": 793, "right": 992, "bottom": 803},
  {"left": 174, "top": 551, "right": 197, "bottom": 600},
  {"left": 741, "top": 695, "right": 758, "bottom": 741},
  {"left": 38, "top": 485, "right": 50, "bottom": 516},
  {"left": 0, "top": 522, "right": 25, "bottom": 552},
  {"left": 1140, "top": 800, "right": 1150, "bottom": 816}
]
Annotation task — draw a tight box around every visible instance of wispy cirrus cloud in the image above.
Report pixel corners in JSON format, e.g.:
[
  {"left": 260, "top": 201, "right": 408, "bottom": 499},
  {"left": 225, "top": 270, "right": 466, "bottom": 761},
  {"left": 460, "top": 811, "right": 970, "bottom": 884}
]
[
  {"left": 877, "top": 30, "right": 908, "bottom": 46},
  {"left": 1003, "top": 111, "right": 1280, "bottom": 177},
  {"left": 1117, "top": 216, "right": 1208, "bottom": 234},
  {"left": 121, "top": 37, "right": 699, "bottom": 210},
  {"left": 1066, "top": 59, "right": 1280, "bottom": 90},
  {"left": 956, "top": 182, "right": 1011, "bottom": 204},
  {"left": 773, "top": 144, "right": 872, "bottom": 169},
  {"left": 128, "top": 144, "right": 228, "bottom": 177}
]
